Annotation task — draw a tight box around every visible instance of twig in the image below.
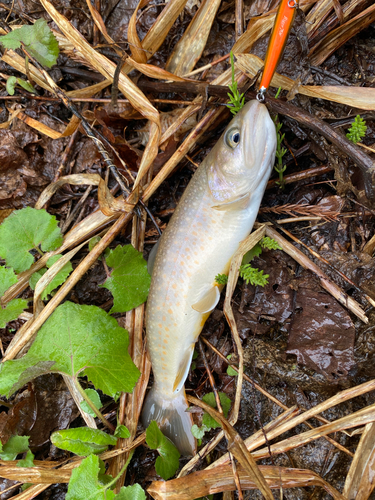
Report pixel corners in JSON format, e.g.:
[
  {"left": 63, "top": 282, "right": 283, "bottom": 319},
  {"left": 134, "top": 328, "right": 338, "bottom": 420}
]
[
  {"left": 311, "top": 65, "right": 350, "bottom": 85},
  {"left": 235, "top": 0, "right": 243, "bottom": 40},
  {"left": 188, "top": 395, "right": 275, "bottom": 499},
  {"left": 111, "top": 53, "right": 128, "bottom": 110},
  {"left": 262, "top": 214, "right": 375, "bottom": 308},
  {"left": 266, "top": 165, "right": 334, "bottom": 189},
  {"left": 201, "top": 337, "right": 354, "bottom": 458},
  {"left": 0, "top": 95, "right": 206, "bottom": 106},
  {"left": 207, "top": 379, "right": 375, "bottom": 472},
  {"left": 198, "top": 339, "right": 222, "bottom": 413},
  {"left": 61, "top": 185, "right": 93, "bottom": 233},
  {"left": 264, "top": 95, "right": 375, "bottom": 200},
  {"left": 228, "top": 452, "right": 244, "bottom": 500},
  {"left": 182, "top": 52, "right": 230, "bottom": 78},
  {"left": 53, "top": 127, "right": 80, "bottom": 182},
  {"left": 264, "top": 225, "right": 368, "bottom": 323}
]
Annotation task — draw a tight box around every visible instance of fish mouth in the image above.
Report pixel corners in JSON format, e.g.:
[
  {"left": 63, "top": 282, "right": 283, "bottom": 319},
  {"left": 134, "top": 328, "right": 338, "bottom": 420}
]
[
  {"left": 241, "top": 100, "right": 277, "bottom": 186},
  {"left": 241, "top": 100, "right": 270, "bottom": 150}
]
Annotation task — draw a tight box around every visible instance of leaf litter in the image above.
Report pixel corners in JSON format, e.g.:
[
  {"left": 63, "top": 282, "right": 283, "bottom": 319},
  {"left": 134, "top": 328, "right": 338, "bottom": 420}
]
[{"left": 0, "top": 0, "right": 375, "bottom": 499}]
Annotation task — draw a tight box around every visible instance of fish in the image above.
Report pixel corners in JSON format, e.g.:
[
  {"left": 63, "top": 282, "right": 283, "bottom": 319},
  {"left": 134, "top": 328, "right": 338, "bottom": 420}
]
[{"left": 142, "top": 99, "right": 277, "bottom": 456}]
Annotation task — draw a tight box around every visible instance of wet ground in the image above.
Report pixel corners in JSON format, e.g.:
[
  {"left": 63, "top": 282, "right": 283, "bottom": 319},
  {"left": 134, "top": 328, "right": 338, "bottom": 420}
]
[{"left": 1, "top": 0, "right": 375, "bottom": 498}]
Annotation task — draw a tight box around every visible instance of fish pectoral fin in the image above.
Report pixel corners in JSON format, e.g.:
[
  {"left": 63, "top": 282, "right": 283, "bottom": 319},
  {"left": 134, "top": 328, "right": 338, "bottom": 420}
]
[
  {"left": 173, "top": 346, "right": 195, "bottom": 393},
  {"left": 147, "top": 239, "right": 160, "bottom": 275},
  {"left": 212, "top": 192, "right": 250, "bottom": 211},
  {"left": 191, "top": 286, "right": 220, "bottom": 313}
]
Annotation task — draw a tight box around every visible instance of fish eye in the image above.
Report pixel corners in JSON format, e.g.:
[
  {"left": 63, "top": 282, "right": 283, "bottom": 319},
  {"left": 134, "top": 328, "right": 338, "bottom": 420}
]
[{"left": 225, "top": 128, "right": 241, "bottom": 149}]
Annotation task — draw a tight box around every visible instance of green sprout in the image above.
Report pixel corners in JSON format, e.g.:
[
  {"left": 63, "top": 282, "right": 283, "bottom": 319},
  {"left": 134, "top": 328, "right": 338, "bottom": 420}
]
[
  {"left": 273, "top": 120, "right": 287, "bottom": 189},
  {"left": 215, "top": 273, "right": 228, "bottom": 285},
  {"left": 346, "top": 115, "right": 367, "bottom": 143},
  {"left": 238, "top": 237, "right": 280, "bottom": 287},
  {"left": 260, "top": 236, "right": 281, "bottom": 251},
  {"left": 239, "top": 264, "right": 269, "bottom": 286},
  {"left": 226, "top": 51, "right": 245, "bottom": 115},
  {"left": 215, "top": 238, "right": 281, "bottom": 289},
  {"left": 272, "top": 88, "right": 287, "bottom": 189},
  {"left": 274, "top": 86, "right": 282, "bottom": 99}
]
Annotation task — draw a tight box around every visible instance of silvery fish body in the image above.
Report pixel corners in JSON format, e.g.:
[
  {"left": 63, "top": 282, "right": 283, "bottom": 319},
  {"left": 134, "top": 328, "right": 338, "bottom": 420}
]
[{"left": 142, "top": 100, "right": 277, "bottom": 455}]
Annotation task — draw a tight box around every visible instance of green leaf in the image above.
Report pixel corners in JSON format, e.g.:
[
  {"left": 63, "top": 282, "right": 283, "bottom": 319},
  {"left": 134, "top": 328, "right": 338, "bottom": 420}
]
[
  {"left": 89, "top": 236, "right": 109, "bottom": 261},
  {"left": 29, "top": 268, "right": 46, "bottom": 291},
  {"left": 17, "top": 449, "right": 35, "bottom": 468},
  {"left": 51, "top": 427, "right": 117, "bottom": 456},
  {"left": 80, "top": 388, "right": 102, "bottom": 417},
  {"left": 0, "top": 298, "right": 28, "bottom": 329},
  {"left": 202, "top": 392, "right": 232, "bottom": 430},
  {"left": 0, "top": 19, "right": 59, "bottom": 68},
  {"left": 0, "top": 360, "right": 56, "bottom": 397},
  {"left": 0, "top": 266, "right": 28, "bottom": 328},
  {"left": 6, "top": 76, "right": 37, "bottom": 95},
  {"left": 16, "top": 78, "right": 37, "bottom": 94},
  {"left": 89, "top": 236, "right": 101, "bottom": 252},
  {"left": 260, "top": 237, "right": 281, "bottom": 251},
  {"left": 0, "top": 207, "right": 63, "bottom": 273},
  {"left": 114, "top": 425, "right": 130, "bottom": 439},
  {"left": 101, "top": 245, "right": 151, "bottom": 314},
  {"left": 115, "top": 484, "right": 146, "bottom": 500},
  {"left": 226, "top": 355, "right": 238, "bottom": 377},
  {"left": 98, "top": 458, "right": 114, "bottom": 486},
  {"left": 145, "top": 421, "right": 180, "bottom": 480},
  {"left": 241, "top": 243, "right": 262, "bottom": 265},
  {"left": 66, "top": 454, "right": 115, "bottom": 500},
  {"left": 0, "top": 436, "right": 30, "bottom": 460},
  {"left": 0, "top": 301, "right": 140, "bottom": 398},
  {"left": 6, "top": 76, "right": 17, "bottom": 95},
  {"left": 191, "top": 424, "right": 209, "bottom": 440},
  {"left": 29, "top": 254, "right": 73, "bottom": 300},
  {"left": 0, "top": 266, "right": 18, "bottom": 296}
]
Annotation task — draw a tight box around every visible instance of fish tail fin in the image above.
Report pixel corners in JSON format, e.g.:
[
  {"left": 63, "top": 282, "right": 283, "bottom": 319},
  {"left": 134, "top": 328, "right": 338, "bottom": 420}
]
[{"left": 142, "top": 385, "right": 196, "bottom": 457}]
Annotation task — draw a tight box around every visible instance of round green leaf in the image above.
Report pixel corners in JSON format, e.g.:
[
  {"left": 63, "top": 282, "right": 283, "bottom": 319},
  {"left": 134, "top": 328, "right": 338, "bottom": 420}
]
[
  {"left": 0, "top": 302, "right": 140, "bottom": 398},
  {"left": 0, "top": 207, "right": 63, "bottom": 273},
  {"left": 101, "top": 245, "right": 151, "bottom": 313}
]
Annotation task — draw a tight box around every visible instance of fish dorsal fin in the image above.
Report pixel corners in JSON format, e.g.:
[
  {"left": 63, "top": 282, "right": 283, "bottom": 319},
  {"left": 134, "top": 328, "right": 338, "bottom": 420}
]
[
  {"left": 147, "top": 239, "right": 161, "bottom": 275},
  {"left": 191, "top": 286, "right": 220, "bottom": 313},
  {"left": 212, "top": 192, "right": 250, "bottom": 211},
  {"left": 173, "top": 345, "right": 195, "bottom": 393}
]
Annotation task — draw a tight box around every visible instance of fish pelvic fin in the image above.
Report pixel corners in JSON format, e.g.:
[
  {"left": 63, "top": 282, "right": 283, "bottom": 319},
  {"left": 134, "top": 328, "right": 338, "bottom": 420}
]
[
  {"left": 191, "top": 286, "right": 220, "bottom": 313},
  {"left": 142, "top": 386, "right": 196, "bottom": 457}
]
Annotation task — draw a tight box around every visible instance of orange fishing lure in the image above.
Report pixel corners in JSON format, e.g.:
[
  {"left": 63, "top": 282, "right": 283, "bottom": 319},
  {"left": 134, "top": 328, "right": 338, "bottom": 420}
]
[{"left": 257, "top": 0, "right": 298, "bottom": 101}]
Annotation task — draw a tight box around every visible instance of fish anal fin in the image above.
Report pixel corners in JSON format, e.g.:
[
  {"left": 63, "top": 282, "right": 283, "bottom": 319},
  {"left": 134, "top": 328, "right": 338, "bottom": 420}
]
[
  {"left": 173, "top": 345, "right": 195, "bottom": 393},
  {"left": 191, "top": 286, "right": 220, "bottom": 313},
  {"left": 212, "top": 192, "right": 250, "bottom": 211}
]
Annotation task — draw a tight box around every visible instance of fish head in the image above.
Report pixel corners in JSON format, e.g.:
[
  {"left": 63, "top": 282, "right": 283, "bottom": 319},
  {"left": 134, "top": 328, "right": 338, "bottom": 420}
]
[{"left": 207, "top": 99, "right": 277, "bottom": 204}]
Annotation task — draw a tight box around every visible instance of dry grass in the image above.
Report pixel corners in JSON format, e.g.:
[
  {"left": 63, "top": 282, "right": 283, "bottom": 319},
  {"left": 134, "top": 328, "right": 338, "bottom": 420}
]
[{"left": 1, "top": 0, "right": 375, "bottom": 498}]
